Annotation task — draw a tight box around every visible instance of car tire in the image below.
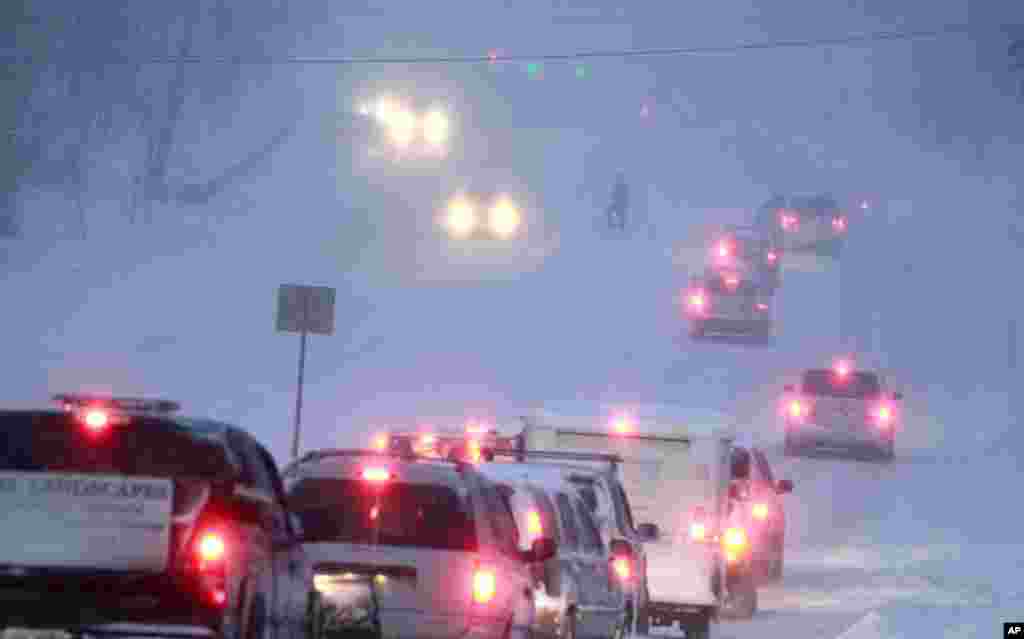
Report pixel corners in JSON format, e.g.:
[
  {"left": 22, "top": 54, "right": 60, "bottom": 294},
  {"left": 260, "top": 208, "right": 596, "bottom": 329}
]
[
  {"left": 245, "top": 594, "right": 268, "bottom": 639},
  {"left": 720, "top": 573, "right": 757, "bottom": 620},
  {"left": 879, "top": 439, "right": 895, "bottom": 461},
  {"left": 689, "top": 321, "right": 705, "bottom": 339},
  {"left": 783, "top": 432, "right": 799, "bottom": 457},
  {"left": 634, "top": 598, "right": 650, "bottom": 635},
  {"left": 682, "top": 612, "right": 711, "bottom": 639},
  {"left": 561, "top": 608, "right": 577, "bottom": 639}
]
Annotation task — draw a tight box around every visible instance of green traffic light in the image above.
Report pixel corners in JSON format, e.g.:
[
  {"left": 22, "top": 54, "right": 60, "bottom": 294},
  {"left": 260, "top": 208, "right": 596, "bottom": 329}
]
[
  {"left": 527, "top": 62, "right": 539, "bottom": 76},
  {"left": 575, "top": 66, "right": 587, "bottom": 78}
]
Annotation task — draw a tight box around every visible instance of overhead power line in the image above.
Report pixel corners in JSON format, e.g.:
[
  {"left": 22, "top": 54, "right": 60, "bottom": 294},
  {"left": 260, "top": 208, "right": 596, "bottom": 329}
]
[{"left": 0, "top": 23, "right": 989, "bottom": 66}]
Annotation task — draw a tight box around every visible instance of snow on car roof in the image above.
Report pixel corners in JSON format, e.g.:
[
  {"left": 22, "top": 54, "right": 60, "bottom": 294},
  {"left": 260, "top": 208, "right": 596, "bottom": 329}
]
[
  {"left": 477, "top": 461, "right": 598, "bottom": 493},
  {"left": 530, "top": 401, "right": 737, "bottom": 439}
]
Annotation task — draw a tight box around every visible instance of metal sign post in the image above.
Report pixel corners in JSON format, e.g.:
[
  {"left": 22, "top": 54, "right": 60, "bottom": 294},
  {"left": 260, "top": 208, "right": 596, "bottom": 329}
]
[{"left": 276, "top": 284, "right": 336, "bottom": 461}]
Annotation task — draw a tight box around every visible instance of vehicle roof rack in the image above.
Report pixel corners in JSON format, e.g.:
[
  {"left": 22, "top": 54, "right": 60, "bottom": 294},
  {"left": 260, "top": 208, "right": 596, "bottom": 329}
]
[
  {"left": 53, "top": 394, "right": 181, "bottom": 415},
  {"left": 486, "top": 448, "right": 623, "bottom": 465},
  {"left": 284, "top": 447, "right": 472, "bottom": 476}
]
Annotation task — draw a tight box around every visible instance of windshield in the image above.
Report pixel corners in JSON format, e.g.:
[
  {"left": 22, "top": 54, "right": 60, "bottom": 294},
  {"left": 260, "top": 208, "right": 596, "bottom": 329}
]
[
  {"left": 287, "top": 478, "right": 477, "bottom": 550},
  {"left": 801, "top": 370, "right": 882, "bottom": 398}
]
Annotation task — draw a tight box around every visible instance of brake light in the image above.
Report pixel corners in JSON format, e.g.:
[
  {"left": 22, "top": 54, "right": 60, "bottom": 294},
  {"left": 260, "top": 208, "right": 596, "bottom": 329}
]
[
  {"left": 752, "top": 503, "right": 769, "bottom": 520},
  {"left": 191, "top": 529, "right": 228, "bottom": 607},
  {"left": 472, "top": 566, "right": 497, "bottom": 604},
  {"left": 611, "top": 413, "right": 633, "bottom": 434},
  {"left": 467, "top": 438, "right": 483, "bottom": 464},
  {"left": 372, "top": 433, "right": 389, "bottom": 452},
  {"left": 688, "top": 290, "right": 706, "bottom": 311},
  {"left": 526, "top": 510, "right": 543, "bottom": 541},
  {"left": 788, "top": 400, "right": 806, "bottom": 419},
  {"left": 612, "top": 557, "right": 632, "bottom": 580},
  {"left": 766, "top": 251, "right": 778, "bottom": 263},
  {"left": 834, "top": 359, "right": 852, "bottom": 379},
  {"left": 690, "top": 521, "right": 706, "bottom": 541},
  {"left": 421, "top": 433, "right": 437, "bottom": 447},
  {"left": 832, "top": 216, "right": 847, "bottom": 232},
  {"left": 362, "top": 467, "right": 391, "bottom": 482},
  {"left": 756, "top": 302, "right": 768, "bottom": 312},
  {"left": 874, "top": 404, "right": 893, "bottom": 427},
  {"left": 717, "top": 240, "right": 731, "bottom": 258},
  {"left": 82, "top": 409, "right": 110, "bottom": 434},
  {"left": 780, "top": 213, "right": 798, "bottom": 230},
  {"left": 722, "top": 527, "right": 747, "bottom": 562}
]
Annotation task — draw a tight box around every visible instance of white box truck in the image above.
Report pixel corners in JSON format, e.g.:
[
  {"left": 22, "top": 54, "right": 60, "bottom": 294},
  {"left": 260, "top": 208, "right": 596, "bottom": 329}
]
[{"left": 518, "top": 403, "right": 736, "bottom": 639}]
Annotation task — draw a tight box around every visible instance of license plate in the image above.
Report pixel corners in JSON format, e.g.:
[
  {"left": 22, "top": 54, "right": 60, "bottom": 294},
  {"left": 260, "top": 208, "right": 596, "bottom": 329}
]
[{"left": 2, "top": 630, "right": 72, "bottom": 639}]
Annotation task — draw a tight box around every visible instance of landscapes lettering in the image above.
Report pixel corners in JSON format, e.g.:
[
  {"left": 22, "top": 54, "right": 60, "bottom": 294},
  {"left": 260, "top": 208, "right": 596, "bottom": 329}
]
[{"left": 27, "top": 476, "right": 170, "bottom": 500}]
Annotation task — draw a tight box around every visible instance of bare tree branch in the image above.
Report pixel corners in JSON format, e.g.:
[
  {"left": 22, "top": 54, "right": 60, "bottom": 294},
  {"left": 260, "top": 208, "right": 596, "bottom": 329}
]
[{"left": 173, "top": 123, "right": 297, "bottom": 206}]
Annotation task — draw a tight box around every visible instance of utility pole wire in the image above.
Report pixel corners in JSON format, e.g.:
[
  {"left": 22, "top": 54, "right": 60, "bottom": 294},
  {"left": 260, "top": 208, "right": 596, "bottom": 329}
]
[{"left": 0, "top": 23, "right": 988, "bottom": 67}]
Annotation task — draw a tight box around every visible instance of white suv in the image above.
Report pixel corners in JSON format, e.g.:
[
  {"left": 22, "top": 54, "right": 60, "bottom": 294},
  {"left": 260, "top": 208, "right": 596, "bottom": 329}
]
[{"left": 283, "top": 449, "right": 555, "bottom": 639}]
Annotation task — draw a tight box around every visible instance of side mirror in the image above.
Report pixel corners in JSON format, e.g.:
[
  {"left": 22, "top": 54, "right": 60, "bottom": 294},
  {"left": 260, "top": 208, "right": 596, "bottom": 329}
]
[
  {"left": 783, "top": 384, "right": 795, "bottom": 393},
  {"left": 636, "top": 523, "right": 659, "bottom": 542},
  {"left": 525, "top": 537, "right": 557, "bottom": 563},
  {"left": 609, "top": 539, "right": 634, "bottom": 558},
  {"left": 893, "top": 392, "right": 904, "bottom": 400},
  {"left": 776, "top": 479, "right": 794, "bottom": 494}
]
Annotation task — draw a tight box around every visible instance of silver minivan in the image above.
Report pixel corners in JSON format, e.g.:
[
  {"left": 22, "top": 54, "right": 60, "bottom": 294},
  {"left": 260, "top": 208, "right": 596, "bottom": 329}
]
[{"left": 283, "top": 449, "right": 555, "bottom": 639}]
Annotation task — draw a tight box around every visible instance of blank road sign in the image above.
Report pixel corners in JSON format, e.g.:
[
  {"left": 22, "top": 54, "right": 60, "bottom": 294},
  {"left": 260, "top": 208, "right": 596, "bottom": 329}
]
[{"left": 276, "top": 284, "right": 336, "bottom": 335}]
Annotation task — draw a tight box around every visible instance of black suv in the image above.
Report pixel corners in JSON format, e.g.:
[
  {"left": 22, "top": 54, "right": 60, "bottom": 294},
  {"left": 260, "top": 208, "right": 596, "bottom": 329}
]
[{"left": 0, "top": 395, "right": 313, "bottom": 639}]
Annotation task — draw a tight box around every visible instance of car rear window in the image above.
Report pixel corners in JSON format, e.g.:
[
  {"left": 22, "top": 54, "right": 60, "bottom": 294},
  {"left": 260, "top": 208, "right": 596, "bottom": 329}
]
[
  {"left": 0, "top": 412, "right": 233, "bottom": 479},
  {"left": 801, "top": 370, "right": 881, "bottom": 398},
  {"left": 287, "top": 478, "right": 477, "bottom": 551}
]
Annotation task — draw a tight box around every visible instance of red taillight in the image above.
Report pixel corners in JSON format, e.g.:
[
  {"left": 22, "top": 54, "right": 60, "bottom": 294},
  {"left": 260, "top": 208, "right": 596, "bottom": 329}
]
[
  {"left": 526, "top": 510, "right": 543, "bottom": 541},
  {"left": 766, "top": 251, "right": 778, "bottom": 263},
  {"left": 689, "top": 521, "right": 706, "bottom": 541},
  {"left": 722, "top": 527, "right": 747, "bottom": 562},
  {"left": 472, "top": 566, "right": 497, "bottom": 604},
  {"left": 197, "top": 532, "right": 226, "bottom": 564},
  {"left": 372, "top": 433, "right": 389, "bottom": 451},
  {"left": 780, "top": 213, "right": 798, "bottom": 231},
  {"left": 191, "top": 529, "right": 228, "bottom": 608},
  {"left": 362, "top": 467, "right": 391, "bottom": 482},
  {"left": 688, "top": 291, "right": 706, "bottom": 311},
  {"left": 756, "top": 302, "right": 768, "bottom": 312},
  {"left": 82, "top": 409, "right": 110, "bottom": 434},
  {"left": 788, "top": 400, "right": 805, "bottom": 419},
  {"left": 467, "top": 438, "right": 483, "bottom": 463},
  {"left": 873, "top": 404, "right": 893, "bottom": 427},
  {"left": 752, "top": 503, "right": 769, "bottom": 520},
  {"left": 611, "top": 413, "right": 633, "bottom": 434},
  {"left": 612, "top": 557, "right": 632, "bottom": 580},
  {"left": 717, "top": 240, "right": 731, "bottom": 258},
  {"left": 832, "top": 216, "right": 847, "bottom": 232}
]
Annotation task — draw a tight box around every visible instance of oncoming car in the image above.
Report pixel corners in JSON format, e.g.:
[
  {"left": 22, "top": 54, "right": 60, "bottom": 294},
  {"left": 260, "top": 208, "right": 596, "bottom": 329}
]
[
  {"left": 756, "top": 193, "right": 850, "bottom": 257},
  {"left": 283, "top": 449, "right": 555, "bottom": 639},
  {"left": 782, "top": 361, "right": 904, "bottom": 460},
  {"left": 0, "top": 394, "right": 312, "bottom": 639},
  {"left": 685, "top": 272, "right": 773, "bottom": 340}
]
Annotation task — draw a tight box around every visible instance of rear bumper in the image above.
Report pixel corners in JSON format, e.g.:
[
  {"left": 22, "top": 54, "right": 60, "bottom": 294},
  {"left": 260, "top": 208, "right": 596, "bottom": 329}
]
[
  {"left": 0, "top": 575, "right": 221, "bottom": 631},
  {"left": 693, "top": 317, "right": 771, "bottom": 334},
  {"left": 787, "top": 422, "right": 892, "bottom": 449}
]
